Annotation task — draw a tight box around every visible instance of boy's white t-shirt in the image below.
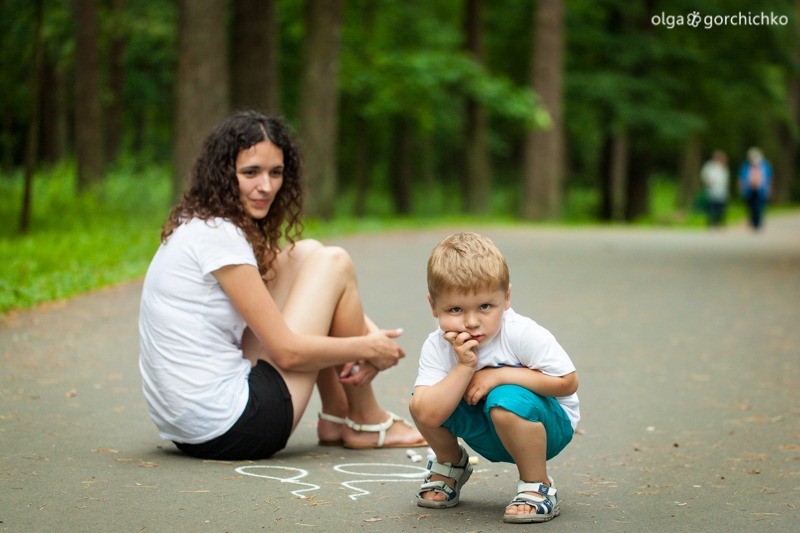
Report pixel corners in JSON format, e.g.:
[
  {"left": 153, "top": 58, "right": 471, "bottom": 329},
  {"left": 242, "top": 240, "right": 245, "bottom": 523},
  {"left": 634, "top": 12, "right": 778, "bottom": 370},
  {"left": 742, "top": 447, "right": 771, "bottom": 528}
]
[
  {"left": 139, "top": 218, "right": 257, "bottom": 444},
  {"left": 415, "top": 308, "right": 580, "bottom": 429}
]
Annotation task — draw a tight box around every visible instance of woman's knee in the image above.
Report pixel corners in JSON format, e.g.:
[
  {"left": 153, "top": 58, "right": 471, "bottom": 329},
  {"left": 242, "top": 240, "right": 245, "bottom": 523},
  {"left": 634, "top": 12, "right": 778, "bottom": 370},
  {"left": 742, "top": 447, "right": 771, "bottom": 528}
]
[
  {"left": 286, "top": 239, "right": 324, "bottom": 262},
  {"left": 309, "top": 245, "right": 356, "bottom": 277}
]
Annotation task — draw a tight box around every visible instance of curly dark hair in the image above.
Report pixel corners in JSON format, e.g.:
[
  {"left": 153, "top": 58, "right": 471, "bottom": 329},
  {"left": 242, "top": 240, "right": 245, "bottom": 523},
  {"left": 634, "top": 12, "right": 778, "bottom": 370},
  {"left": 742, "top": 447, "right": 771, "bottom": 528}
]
[{"left": 162, "top": 111, "right": 304, "bottom": 279}]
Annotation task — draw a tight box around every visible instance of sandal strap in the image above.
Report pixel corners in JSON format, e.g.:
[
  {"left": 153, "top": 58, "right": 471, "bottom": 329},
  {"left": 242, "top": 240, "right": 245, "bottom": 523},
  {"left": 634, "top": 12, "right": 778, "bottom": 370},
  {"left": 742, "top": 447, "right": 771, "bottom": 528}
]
[
  {"left": 426, "top": 445, "right": 470, "bottom": 481},
  {"left": 427, "top": 458, "right": 468, "bottom": 480},
  {"left": 345, "top": 412, "right": 404, "bottom": 447},
  {"left": 508, "top": 480, "right": 557, "bottom": 515},
  {"left": 417, "top": 480, "right": 456, "bottom": 500},
  {"left": 318, "top": 412, "right": 347, "bottom": 425},
  {"left": 517, "top": 481, "right": 557, "bottom": 497},
  {"left": 507, "top": 493, "right": 556, "bottom": 516}
]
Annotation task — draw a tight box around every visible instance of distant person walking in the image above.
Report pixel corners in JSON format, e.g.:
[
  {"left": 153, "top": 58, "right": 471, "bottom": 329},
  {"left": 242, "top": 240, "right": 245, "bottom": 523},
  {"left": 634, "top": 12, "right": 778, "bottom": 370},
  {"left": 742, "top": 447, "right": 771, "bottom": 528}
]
[
  {"left": 700, "top": 150, "right": 729, "bottom": 228},
  {"left": 738, "top": 147, "right": 772, "bottom": 231}
]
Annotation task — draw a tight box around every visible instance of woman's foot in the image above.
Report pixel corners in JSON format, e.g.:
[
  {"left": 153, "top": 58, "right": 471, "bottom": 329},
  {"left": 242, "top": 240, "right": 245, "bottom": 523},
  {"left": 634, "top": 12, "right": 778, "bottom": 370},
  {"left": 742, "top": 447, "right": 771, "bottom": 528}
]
[
  {"left": 317, "top": 412, "right": 346, "bottom": 446},
  {"left": 318, "top": 411, "right": 426, "bottom": 448},
  {"left": 343, "top": 412, "right": 427, "bottom": 449}
]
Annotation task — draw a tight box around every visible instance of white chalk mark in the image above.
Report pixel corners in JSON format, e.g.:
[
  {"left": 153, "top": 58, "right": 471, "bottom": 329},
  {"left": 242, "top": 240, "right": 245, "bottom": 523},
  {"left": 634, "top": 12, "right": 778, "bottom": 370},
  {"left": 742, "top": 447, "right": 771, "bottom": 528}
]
[
  {"left": 333, "top": 462, "right": 427, "bottom": 500},
  {"left": 235, "top": 465, "right": 320, "bottom": 499}
]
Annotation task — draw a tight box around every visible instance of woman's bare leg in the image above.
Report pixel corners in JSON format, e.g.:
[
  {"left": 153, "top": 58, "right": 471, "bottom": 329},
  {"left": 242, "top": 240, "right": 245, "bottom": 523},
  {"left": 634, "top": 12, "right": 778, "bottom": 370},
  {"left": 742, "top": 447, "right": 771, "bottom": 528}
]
[{"left": 251, "top": 240, "right": 423, "bottom": 445}]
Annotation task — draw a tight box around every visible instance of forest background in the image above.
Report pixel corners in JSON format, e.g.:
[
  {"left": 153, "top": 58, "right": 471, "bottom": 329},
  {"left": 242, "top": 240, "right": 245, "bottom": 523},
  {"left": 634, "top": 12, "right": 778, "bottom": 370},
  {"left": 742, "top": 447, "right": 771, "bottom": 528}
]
[{"left": 1, "top": 0, "right": 799, "bottom": 314}]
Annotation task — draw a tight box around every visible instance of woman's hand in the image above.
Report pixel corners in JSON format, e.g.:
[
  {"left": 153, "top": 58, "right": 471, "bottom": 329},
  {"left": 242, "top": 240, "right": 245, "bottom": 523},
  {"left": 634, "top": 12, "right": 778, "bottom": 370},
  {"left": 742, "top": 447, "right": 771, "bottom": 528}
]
[
  {"left": 363, "top": 328, "right": 406, "bottom": 370},
  {"left": 338, "top": 360, "right": 379, "bottom": 386}
]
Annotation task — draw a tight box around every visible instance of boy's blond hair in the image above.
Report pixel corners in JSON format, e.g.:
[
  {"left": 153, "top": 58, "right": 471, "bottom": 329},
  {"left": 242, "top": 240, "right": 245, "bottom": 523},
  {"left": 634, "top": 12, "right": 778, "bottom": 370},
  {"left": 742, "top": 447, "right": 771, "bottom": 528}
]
[{"left": 427, "top": 232, "right": 509, "bottom": 301}]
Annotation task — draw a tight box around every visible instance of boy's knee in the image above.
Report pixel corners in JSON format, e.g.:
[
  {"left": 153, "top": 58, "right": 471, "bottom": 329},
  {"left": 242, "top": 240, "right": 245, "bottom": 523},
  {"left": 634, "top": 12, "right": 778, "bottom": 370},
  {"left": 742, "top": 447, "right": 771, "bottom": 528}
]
[
  {"left": 408, "top": 402, "right": 438, "bottom": 431},
  {"left": 489, "top": 406, "right": 544, "bottom": 431},
  {"left": 489, "top": 406, "right": 519, "bottom": 424}
]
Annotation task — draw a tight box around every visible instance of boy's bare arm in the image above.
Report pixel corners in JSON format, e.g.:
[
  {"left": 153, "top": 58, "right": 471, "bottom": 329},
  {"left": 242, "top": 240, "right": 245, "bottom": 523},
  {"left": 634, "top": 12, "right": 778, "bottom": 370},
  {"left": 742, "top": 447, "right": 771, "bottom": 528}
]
[
  {"left": 412, "top": 330, "right": 479, "bottom": 427},
  {"left": 411, "top": 364, "right": 475, "bottom": 427},
  {"left": 463, "top": 367, "right": 578, "bottom": 405}
]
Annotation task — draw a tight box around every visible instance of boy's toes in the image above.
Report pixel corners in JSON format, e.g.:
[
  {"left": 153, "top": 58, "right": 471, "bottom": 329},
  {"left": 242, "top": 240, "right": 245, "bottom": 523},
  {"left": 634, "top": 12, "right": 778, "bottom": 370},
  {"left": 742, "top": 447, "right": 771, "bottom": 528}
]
[{"left": 505, "top": 503, "right": 533, "bottom": 516}]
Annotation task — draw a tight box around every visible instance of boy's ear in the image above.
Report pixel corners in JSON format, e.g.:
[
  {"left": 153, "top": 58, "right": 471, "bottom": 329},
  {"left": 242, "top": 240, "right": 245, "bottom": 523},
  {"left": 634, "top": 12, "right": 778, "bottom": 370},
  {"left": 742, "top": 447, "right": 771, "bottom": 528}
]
[
  {"left": 504, "top": 284, "right": 512, "bottom": 310},
  {"left": 427, "top": 293, "right": 439, "bottom": 317}
]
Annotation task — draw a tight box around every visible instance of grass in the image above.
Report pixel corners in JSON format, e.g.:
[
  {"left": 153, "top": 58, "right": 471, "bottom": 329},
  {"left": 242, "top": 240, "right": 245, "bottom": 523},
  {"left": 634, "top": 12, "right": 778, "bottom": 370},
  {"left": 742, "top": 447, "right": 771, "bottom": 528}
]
[
  {"left": 0, "top": 163, "right": 780, "bottom": 316},
  {"left": 0, "top": 161, "right": 170, "bottom": 314}
]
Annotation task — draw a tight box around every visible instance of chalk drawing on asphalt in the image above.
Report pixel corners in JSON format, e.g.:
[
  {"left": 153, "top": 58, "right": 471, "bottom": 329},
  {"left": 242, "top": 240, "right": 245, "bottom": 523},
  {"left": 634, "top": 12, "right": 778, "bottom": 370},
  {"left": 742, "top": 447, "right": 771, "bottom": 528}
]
[
  {"left": 235, "top": 465, "right": 320, "bottom": 499},
  {"left": 234, "top": 462, "right": 427, "bottom": 501},
  {"left": 333, "top": 462, "right": 427, "bottom": 501}
]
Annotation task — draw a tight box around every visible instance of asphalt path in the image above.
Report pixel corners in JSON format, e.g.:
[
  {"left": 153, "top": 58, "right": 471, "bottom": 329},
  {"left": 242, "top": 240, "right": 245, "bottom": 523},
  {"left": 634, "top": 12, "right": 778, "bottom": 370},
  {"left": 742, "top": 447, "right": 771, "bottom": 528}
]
[{"left": 2, "top": 215, "right": 798, "bottom": 532}]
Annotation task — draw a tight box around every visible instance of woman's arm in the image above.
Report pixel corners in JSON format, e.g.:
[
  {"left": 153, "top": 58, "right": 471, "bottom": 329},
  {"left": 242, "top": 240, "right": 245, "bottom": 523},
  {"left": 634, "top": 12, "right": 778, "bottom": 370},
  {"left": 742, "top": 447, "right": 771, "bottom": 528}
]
[
  {"left": 463, "top": 367, "right": 578, "bottom": 406},
  {"left": 213, "top": 264, "right": 404, "bottom": 372}
]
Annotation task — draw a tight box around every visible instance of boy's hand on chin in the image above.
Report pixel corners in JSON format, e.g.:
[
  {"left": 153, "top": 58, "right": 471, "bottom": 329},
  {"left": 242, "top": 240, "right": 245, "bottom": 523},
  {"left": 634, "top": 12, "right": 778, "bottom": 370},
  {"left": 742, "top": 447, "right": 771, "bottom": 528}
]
[{"left": 443, "top": 331, "right": 479, "bottom": 369}]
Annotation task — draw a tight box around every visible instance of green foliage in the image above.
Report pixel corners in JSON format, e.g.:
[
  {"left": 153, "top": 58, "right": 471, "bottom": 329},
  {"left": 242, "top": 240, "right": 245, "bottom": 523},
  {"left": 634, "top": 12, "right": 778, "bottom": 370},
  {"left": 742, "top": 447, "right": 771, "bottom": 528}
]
[
  {"left": 1, "top": 0, "right": 798, "bottom": 317},
  {"left": 0, "top": 162, "right": 170, "bottom": 314}
]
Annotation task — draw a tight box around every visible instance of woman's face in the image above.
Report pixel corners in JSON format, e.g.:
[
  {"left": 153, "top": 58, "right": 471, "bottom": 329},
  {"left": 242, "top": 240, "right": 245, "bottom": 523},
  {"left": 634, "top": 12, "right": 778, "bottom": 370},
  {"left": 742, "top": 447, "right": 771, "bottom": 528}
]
[{"left": 236, "top": 140, "right": 284, "bottom": 219}]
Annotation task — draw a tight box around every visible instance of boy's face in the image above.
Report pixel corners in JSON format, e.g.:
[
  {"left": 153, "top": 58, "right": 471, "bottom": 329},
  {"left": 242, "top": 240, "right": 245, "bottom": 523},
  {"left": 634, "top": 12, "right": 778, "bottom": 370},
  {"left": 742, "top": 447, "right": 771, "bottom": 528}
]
[{"left": 428, "top": 287, "right": 510, "bottom": 347}]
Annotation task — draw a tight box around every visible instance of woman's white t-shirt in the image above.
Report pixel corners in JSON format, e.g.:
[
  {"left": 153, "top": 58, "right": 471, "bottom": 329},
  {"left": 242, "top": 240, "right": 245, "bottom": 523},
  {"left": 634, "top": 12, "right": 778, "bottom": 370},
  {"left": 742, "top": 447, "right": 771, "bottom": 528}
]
[{"left": 139, "top": 218, "right": 257, "bottom": 444}]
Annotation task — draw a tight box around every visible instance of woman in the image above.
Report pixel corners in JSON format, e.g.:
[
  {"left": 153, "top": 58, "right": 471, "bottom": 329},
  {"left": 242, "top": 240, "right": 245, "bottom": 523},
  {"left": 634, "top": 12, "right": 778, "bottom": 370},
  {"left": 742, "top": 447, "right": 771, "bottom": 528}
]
[{"left": 139, "top": 111, "right": 425, "bottom": 460}]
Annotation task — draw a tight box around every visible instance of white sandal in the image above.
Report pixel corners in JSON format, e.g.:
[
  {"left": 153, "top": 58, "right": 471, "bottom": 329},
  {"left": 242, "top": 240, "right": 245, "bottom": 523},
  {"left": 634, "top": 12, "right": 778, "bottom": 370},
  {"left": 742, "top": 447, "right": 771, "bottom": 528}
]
[
  {"left": 502, "top": 477, "right": 559, "bottom": 523},
  {"left": 317, "top": 412, "right": 347, "bottom": 446},
  {"left": 343, "top": 411, "right": 427, "bottom": 449},
  {"left": 416, "top": 445, "right": 473, "bottom": 509}
]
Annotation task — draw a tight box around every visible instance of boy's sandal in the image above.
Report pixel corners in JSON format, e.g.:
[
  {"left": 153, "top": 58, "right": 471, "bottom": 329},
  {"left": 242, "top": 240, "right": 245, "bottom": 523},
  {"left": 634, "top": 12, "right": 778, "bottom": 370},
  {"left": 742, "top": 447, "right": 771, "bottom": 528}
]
[
  {"left": 343, "top": 411, "right": 427, "bottom": 449},
  {"left": 416, "top": 445, "right": 473, "bottom": 509},
  {"left": 502, "top": 478, "right": 560, "bottom": 524},
  {"left": 317, "top": 412, "right": 346, "bottom": 446}
]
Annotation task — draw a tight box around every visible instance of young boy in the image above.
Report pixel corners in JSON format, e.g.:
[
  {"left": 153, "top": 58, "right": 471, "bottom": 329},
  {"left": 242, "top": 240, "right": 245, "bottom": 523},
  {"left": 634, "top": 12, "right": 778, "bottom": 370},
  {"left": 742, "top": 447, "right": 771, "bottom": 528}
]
[{"left": 409, "top": 232, "right": 579, "bottom": 524}]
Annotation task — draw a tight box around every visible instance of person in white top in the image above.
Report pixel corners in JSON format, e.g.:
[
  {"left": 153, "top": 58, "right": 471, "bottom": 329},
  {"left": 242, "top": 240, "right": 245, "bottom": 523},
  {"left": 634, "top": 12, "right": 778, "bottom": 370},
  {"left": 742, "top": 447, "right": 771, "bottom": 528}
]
[
  {"left": 700, "top": 150, "right": 729, "bottom": 227},
  {"left": 139, "top": 111, "right": 425, "bottom": 460},
  {"left": 410, "top": 232, "right": 579, "bottom": 524}
]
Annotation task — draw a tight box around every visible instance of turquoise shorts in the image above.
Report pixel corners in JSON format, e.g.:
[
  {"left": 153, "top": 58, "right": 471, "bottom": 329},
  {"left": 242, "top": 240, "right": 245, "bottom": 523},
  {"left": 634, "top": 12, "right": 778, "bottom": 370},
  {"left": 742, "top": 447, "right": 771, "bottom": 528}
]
[{"left": 441, "top": 384, "right": 573, "bottom": 463}]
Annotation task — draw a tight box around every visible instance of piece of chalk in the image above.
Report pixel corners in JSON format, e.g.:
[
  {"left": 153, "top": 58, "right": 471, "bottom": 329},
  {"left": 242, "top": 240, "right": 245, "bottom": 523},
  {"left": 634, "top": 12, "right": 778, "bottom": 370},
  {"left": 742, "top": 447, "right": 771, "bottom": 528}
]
[
  {"left": 468, "top": 456, "right": 479, "bottom": 465},
  {"left": 411, "top": 454, "right": 423, "bottom": 462},
  {"left": 406, "top": 449, "right": 416, "bottom": 458},
  {"left": 350, "top": 364, "right": 360, "bottom": 376}
]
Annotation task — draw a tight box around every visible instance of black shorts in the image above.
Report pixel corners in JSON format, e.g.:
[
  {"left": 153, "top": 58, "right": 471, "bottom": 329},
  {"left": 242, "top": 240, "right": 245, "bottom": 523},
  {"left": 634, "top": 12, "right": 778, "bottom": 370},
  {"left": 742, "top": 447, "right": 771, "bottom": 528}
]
[{"left": 174, "top": 360, "right": 293, "bottom": 460}]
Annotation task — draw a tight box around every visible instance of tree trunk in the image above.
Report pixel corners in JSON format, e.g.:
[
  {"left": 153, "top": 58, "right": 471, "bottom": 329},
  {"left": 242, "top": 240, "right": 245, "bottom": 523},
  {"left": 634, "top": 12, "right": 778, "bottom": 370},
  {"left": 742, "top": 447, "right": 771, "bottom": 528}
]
[
  {"left": 678, "top": 136, "right": 702, "bottom": 211},
  {"left": 625, "top": 150, "right": 651, "bottom": 222},
  {"left": 521, "top": 0, "right": 564, "bottom": 220},
  {"left": 390, "top": 118, "right": 413, "bottom": 215},
  {"left": 21, "top": 0, "right": 45, "bottom": 233},
  {"left": 776, "top": 15, "right": 799, "bottom": 204},
  {"left": 300, "top": 0, "right": 344, "bottom": 219},
  {"left": 353, "top": 114, "right": 369, "bottom": 217},
  {"left": 231, "top": 0, "right": 279, "bottom": 115},
  {"left": 598, "top": 131, "right": 629, "bottom": 222},
  {"left": 464, "top": 0, "right": 491, "bottom": 215},
  {"left": 106, "top": 0, "right": 126, "bottom": 164},
  {"left": 623, "top": 0, "right": 657, "bottom": 222},
  {"left": 74, "top": 0, "right": 105, "bottom": 191},
  {"left": 173, "top": 0, "right": 230, "bottom": 200}
]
